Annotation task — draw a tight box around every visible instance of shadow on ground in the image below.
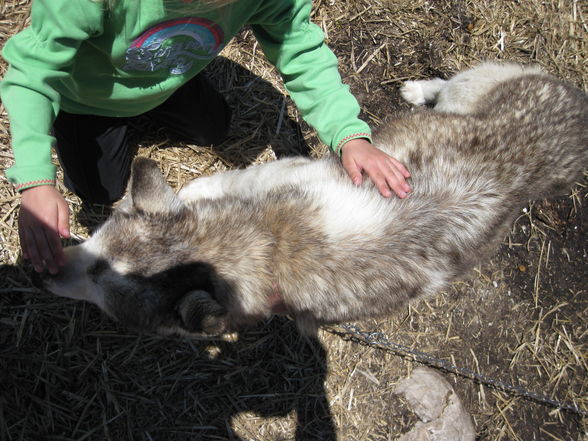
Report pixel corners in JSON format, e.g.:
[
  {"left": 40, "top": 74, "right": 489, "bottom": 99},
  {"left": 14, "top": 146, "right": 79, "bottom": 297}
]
[{"left": 0, "top": 271, "right": 336, "bottom": 441}]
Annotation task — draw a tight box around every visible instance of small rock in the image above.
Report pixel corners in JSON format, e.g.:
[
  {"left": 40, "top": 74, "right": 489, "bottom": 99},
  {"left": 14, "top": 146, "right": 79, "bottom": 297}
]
[{"left": 395, "top": 367, "right": 475, "bottom": 441}]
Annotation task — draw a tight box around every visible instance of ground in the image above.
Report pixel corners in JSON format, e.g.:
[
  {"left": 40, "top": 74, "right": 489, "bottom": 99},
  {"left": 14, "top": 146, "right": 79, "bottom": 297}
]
[{"left": 0, "top": 0, "right": 586, "bottom": 440}]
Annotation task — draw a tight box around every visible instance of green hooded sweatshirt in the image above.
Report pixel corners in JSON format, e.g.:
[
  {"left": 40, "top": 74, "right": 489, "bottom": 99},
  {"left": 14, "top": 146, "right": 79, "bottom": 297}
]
[{"left": 0, "top": 0, "right": 372, "bottom": 192}]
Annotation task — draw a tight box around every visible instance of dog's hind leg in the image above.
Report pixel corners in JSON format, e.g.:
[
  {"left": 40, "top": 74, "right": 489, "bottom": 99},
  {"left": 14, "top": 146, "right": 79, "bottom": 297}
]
[
  {"left": 434, "top": 62, "right": 545, "bottom": 114},
  {"left": 401, "top": 62, "right": 546, "bottom": 115}
]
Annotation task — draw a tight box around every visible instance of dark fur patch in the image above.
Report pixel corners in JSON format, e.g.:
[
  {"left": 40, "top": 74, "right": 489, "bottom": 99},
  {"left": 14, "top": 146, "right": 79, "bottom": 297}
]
[
  {"left": 97, "top": 261, "right": 232, "bottom": 334},
  {"left": 87, "top": 259, "right": 109, "bottom": 279}
]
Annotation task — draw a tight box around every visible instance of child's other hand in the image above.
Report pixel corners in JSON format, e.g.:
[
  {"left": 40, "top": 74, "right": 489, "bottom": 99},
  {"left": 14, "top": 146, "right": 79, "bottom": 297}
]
[
  {"left": 19, "top": 186, "right": 70, "bottom": 274},
  {"left": 341, "top": 138, "right": 411, "bottom": 198}
]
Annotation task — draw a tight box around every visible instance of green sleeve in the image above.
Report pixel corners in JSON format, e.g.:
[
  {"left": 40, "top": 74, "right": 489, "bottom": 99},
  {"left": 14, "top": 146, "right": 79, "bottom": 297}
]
[
  {"left": 249, "top": 0, "right": 371, "bottom": 154},
  {"left": 0, "top": 0, "right": 103, "bottom": 191}
]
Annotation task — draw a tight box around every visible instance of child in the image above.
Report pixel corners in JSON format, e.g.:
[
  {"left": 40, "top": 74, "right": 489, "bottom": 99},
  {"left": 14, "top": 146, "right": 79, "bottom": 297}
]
[{"left": 1, "top": 0, "right": 411, "bottom": 275}]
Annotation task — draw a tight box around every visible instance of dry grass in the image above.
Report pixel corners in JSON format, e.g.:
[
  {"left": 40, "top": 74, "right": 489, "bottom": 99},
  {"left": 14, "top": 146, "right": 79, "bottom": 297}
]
[{"left": 1, "top": 0, "right": 587, "bottom": 440}]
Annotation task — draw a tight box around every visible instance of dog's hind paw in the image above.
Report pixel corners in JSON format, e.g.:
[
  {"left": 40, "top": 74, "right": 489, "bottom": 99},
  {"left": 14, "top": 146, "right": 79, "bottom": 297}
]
[
  {"left": 401, "top": 78, "right": 447, "bottom": 106},
  {"left": 400, "top": 81, "right": 427, "bottom": 106}
]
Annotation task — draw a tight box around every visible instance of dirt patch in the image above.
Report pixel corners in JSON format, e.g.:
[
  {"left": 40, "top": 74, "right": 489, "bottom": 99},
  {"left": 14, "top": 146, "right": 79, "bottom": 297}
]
[{"left": 0, "top": 0, "right": 586, "bottom": 440}]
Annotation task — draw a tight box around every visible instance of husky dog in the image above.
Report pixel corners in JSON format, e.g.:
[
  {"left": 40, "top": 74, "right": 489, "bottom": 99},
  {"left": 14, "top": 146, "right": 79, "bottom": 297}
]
[{"left": 44, "top": 62, "right": 588, "bottom": 336}]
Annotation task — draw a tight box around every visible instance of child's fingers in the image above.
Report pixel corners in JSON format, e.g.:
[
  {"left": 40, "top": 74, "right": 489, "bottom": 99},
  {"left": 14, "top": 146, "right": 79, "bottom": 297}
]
[
  {"left": 18, "top": 187, "right": 68, "bottom": 273},
  {"left": 384, "top": 158, "right": 411, "bottom": 193},
  {"left": 18, "top": 224, "right": 30, "bottom": 261},
  {"left": 389, "top": 156, "right": 411, "bottom": 179},
  {"left": 343, "top": 159, "right": 364, "bottom": 186},
  {"left": 46, "top": 224, "right": 65, "bottom": 271},
  {"left": 33, "top": 226, "right": 61, "bottom": 274},
  {"left": 19, "top": 210, "right": 65, "bottom": 274},
  {"left": 378, "top": 160, "right": 410, "bottom": 198},
  {"left": 41, "top": 202, "right": 66, "bottom": 272},
  {"left": 383, "top": 170, "right": 408, "bottom": 198},
  {"left": 55, "top": 200, "right": 70, "bottom": 267},
  {"left": 367, "top": 168, "right": 393, "bottom": 198},
  {"left": 341, "top": 140, "right": 411, "bottom": 198},
  {"left": 21, "top": 225, "right": 44, "bottom": 273},
  {"left": 384, "top": 156, "right": 410, "bottom": 193}
]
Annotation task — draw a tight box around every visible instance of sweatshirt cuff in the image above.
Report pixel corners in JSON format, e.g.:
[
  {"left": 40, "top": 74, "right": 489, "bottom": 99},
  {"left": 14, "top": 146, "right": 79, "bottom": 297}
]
[
  {"left": 14, "top": 179, "right": 57, "bottom": 192},
  {"left": 5, "top": 163, "right": 57, "bottom": 192}
]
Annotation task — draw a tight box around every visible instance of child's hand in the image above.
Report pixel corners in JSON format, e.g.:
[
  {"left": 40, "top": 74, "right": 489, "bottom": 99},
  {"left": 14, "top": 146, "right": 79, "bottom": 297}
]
[
  {"left": 341, "top": 138, "right": 411, "bottom": 198},
  {"left": 18, "top": 186, "right": 70, "bottom": 274}
]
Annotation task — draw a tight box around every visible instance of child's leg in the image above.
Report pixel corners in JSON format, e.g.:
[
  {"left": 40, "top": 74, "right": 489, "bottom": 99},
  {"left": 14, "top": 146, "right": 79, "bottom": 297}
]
[
  {"left": 53, "top": 74, "right": 229, "bottom": 203},
  {"left": 146, "top": 74, "right": 232, "bottom": 146},
  {"left": 53, "top": 112, "right": 132, "bottom": 204}
]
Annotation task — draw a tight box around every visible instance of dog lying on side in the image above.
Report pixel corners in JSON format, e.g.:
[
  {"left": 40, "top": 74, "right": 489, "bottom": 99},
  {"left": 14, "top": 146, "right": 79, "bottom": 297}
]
[{"left": 44, "top": 62, "right": 588, "bottom": 336}]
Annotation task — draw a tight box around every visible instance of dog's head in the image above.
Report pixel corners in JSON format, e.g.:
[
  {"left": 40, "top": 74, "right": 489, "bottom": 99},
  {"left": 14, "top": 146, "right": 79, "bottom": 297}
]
[{"left": 44, "top": 158, "right": 229, "bottom": 336}]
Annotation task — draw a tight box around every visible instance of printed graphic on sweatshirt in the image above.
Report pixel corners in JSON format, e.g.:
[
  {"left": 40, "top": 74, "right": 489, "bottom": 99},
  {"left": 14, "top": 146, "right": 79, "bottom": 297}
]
[{"left": 123, "top": 18, "right": 224, "bottom": 75}]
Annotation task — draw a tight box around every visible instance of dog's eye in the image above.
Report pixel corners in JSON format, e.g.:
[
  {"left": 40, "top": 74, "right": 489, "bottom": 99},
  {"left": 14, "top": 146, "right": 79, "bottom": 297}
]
[{"left": 87, "top": 259, "right": 109, "bottom": 279}]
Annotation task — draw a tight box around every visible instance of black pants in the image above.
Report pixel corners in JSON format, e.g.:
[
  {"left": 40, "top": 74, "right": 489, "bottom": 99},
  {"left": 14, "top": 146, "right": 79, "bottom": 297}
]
[{"left": 53, "top": 74, "right": 231, "bottom": 204}]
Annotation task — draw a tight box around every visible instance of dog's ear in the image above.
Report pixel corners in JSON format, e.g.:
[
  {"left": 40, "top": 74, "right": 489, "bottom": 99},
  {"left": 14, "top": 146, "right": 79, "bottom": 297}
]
[
  {"left": 130, "top": 157, "right": 184, "bottom": 213},
  {"left": 114, "top": 192, "right": 133, "bottom": 213},
  {"left": 177, "top": 290, "right": 227, "bottom": 335}
]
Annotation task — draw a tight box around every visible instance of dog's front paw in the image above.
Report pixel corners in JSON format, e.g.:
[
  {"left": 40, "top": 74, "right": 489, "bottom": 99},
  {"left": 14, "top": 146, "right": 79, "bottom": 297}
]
[
  {"left": 400, "top": 81, "right": 427, "bottom": 106},
  {"left": 177, "top": 289, "right": 227, "bottom": 335}
]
